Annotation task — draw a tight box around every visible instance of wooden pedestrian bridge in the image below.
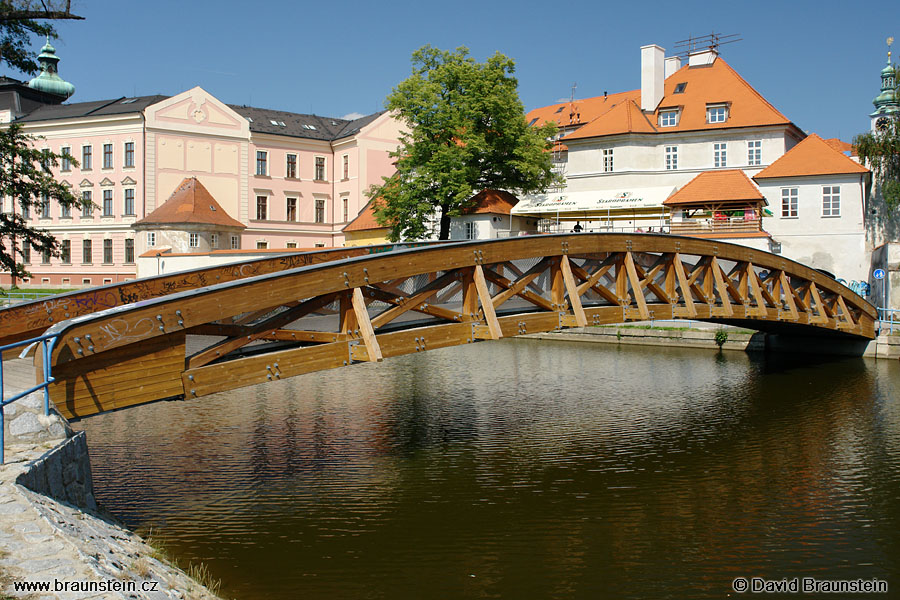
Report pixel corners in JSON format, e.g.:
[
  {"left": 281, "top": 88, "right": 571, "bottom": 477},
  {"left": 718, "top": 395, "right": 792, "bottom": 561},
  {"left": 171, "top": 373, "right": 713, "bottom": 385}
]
[{"left": 0, "top": 234, "right": 877, "bottom": 421}]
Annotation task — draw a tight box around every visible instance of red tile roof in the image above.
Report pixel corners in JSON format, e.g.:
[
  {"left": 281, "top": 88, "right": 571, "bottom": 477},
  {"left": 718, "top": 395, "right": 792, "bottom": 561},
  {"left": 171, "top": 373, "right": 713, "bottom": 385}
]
[
  {"left": 823, "top": 137, "right": 856, "bottom": 157},
  {"left": 530, "top": 57, "right": 795, "bottom": 142},
  {"left": 343, "top": 199, "right": 389, "bottom": 233},
  {"left": 754, "top": 134, "right": 869, "bottom": 179},
  {"left": 135, "top": 178, "right": 245, "bottom": 228},
  {"left": 664, "top": 170, "right": 765, "bottom": 206},
  {"left": 463, "top": 189, "right": 519, "bottom": 215},
  {"left": 343, "top": 190, "right": 519, "bottom": 233}
]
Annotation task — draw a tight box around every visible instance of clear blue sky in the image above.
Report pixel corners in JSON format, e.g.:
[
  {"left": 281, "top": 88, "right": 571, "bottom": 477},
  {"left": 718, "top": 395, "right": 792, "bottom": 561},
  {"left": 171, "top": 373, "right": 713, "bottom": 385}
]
[{"left": 7, "top": 0, "right": 897, "bottom": 142}]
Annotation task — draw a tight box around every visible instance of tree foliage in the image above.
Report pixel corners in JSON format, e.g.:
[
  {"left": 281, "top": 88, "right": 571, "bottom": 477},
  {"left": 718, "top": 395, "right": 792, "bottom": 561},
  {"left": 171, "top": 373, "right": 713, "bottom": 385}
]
[
  {"left": 0, "top": 1, "right": 81, "bottom": 74},
  {"left": 0, "top": 123, "right": 82, "bottom": 280},
  {"left": 367, "top": 45, "right": 558, "bottom": 241},
  {"left": 854, "top": 66, "right": 900, "bottom": 208}
]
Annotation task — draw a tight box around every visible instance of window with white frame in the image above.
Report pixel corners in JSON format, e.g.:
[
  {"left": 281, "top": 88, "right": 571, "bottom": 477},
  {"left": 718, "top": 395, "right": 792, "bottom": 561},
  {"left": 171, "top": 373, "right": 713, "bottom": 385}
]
[
  {"left": 256, "top": 195, "right": 267, "bottom": 220},
  {"left": 102, "top": 143, "right": 113, "bottom": 169},
  {"left": 124, "top": 189, "right": 135, "bottom": 215},
  {"left": 602, "top": 149, "right": 614, "bottom": 172},
  {"left": 189, "top": 233, "right": 199, "bottom": 248},
  {"left": 61, "top": 240, "right": 71, "bottom": 264},
  {"left": 286, "top": 197, "right": 297, "bottom": 221},
  {"left": 315, "top": 199, "right": 325, "bottom": 223},
  {"left": 81, "top": 191, "right": 93, "bottom": 217},
  {"left": 315, "top": 157, "right": 326, "bottom": 181},
  {"left": 42, "top": 248, "right": 50, "bottom": 264},
  {"left": 82, "top": 145, "right": 92, "bottom": 170},
  {"left": 342, "top": 154, "right": 349, "bottom": 180},
  {"left": 60, "top": 146, "right": 71, "bottom": 171},
  {"left": 102, "top": 189, "right": 113, "bottom": 216},
  {"left": 256, "top": 151, "right": 268, "bottom": 176},
  {"left": 22, "top": 244, "right": 30, "bottom": 263},
  {"left": 665, "top": 146, "right": 678, "bottom": 170},
  {"left": 714, "top": 142, "right": 727, "bottom": 167},
  {"left": 465, "top": 221, "right": 476, "bottom": 240},
  {"left": 40, "top": 193, "right": 50, "bottom": 218},
  {"left": 342, "top": 197, "right": 349, "bottom": 222},
  {"left": 124, "top": 142, "right": 134, "bottom": 168},
  {"left": 659, "top": 109, "right": 678, "bottom": 127},
  {"left": 103, "top": 238, "right": 113, "bottom": 264},
  {"left": 781, "top": 188, "right": 798, "bottom": 217},
  {"left": 82, "top": 239, "right": 92, "bottom": 264},
  {"left": 231, "top": 235, "right": 240, "bottom": 249},
  {"left": 211, "top": 233, "right": 219, "bottom": 249},
  {"left": 286, "top": 154, "right": 297, "bottom": 179},
  {"left": 61, "top": 202, "right": 71, "bottom": 218},
  {"left": 822, "top": 186, "right": 840, "bottom": 217},
  {"left": 256, "top": 241, "right": 268, "bottom": 249},
  {"left": 748, "top": 140, "right": 761, "bottom": 166},
  {"left": 124, "top": 238, "right": 134, "bottom": 263},
  {"left": 147, "top": 231, "right": 156, "bottom": 247},
  {"left": 706, "top": 104, "right": 728, "bottom": 123}
]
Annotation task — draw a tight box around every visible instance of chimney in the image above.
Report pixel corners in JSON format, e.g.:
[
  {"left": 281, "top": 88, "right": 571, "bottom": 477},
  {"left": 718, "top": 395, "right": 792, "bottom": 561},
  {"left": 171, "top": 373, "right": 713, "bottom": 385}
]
[
  {"left": 665, "top": 56, "right": 682, "bottom": 78},
  {"left": 688, "top": 48, "right": 718, "bottom": 67},
  {"left": 640, "top": 44, "right": 665, "bottom": 112}
]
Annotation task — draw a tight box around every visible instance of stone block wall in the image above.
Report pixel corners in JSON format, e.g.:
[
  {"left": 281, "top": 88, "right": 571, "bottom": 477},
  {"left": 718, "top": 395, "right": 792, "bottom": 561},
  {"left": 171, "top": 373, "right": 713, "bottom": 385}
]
[
  {"left": 2, "top": 389, "right": 71, "bottom": 443},
  {"left": 15, "top": 431, "right": 97, "bottom": 511}
]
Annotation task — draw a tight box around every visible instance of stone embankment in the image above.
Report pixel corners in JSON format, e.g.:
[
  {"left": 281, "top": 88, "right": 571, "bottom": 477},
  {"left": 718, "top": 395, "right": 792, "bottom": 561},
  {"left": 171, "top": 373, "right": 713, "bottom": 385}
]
[
  {"left": 1, "top": 388, "right": 223, "bottom": 599},
  {"left": 530, "top": 323, "right": 900, "bottom": 359}
]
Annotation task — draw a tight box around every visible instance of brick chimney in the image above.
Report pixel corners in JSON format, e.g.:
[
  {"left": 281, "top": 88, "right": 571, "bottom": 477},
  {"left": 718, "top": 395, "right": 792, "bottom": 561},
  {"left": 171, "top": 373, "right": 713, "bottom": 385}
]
[{"left": 641, "top": 44, "right": 665, "bottom": 112}]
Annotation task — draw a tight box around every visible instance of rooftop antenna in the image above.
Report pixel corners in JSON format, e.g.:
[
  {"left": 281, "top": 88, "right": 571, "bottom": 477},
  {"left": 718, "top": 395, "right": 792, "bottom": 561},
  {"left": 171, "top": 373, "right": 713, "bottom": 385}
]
[{"left": 673, "top": 32, "right": 742, "bottom": 59}]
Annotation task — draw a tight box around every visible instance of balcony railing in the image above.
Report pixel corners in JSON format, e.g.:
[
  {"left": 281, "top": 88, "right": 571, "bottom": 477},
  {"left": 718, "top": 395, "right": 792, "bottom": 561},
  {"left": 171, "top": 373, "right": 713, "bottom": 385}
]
[{"left": 670, "top": 218, "right": 762, "bottom": 235}]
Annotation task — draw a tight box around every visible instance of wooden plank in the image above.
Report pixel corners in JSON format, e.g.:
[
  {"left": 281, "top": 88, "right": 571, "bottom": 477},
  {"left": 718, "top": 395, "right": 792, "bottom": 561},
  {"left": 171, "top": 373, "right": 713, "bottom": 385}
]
[
  {"left": 484, "top": 258, "right": 551, "bottom": 309},
  {"left": 352, "top": 287, "right": 383, "bottom": 361},
  {"left": 806, "top": 283, "right": 829, "bottom": 324},
  {"left": 473, "top": 265, "right": 503, "bottom": 340},
  {"left": 50, "top": 331, "right": 185, "bottom": 420},
  {"left": 672, "top": 254, "right": 697, "bottom": 317},
  {"left": 631, "top": 259, "right": 670, "bottom": 304},
  {"left": 560, "top": 256, "right": 587, "bottom": 327},
  {"left": 368, "top": 270, "right": 461, "bottom": 329},
  {"left": 746, "top": 264, "right": 769, "bottom": 318},
  {"left": 481, "top": 267, "right": 555, "bottom": 312},
  {"left": 624, "top": 252, "right": 649, "bottom": 320},
  {"left": 710, "top": 258, "right": 735, "bottom": 317},
  {"left": 184, "top": 341, "right": 351, "bottom": 398},
  {"left": 779, "top": 271, "right": 800, "bottom": 321},
  {"left": 364, "top": 285, "right": 460, "bottom": 324},
  {"left": 569, "top": 262, "right": 619, "bottom": 305}
]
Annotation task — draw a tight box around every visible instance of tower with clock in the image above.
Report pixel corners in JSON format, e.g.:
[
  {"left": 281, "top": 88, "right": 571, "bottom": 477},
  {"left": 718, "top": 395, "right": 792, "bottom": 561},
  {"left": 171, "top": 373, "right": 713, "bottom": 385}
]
[{"left": 871, "top": 37, "right": 899, "bottom": 132}]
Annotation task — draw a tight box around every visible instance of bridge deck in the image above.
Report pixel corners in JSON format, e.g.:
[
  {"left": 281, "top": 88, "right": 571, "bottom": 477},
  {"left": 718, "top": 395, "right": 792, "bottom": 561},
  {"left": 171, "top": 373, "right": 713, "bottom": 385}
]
[{"left": 2, "top": 234, "right": 875, "bottom": 420}]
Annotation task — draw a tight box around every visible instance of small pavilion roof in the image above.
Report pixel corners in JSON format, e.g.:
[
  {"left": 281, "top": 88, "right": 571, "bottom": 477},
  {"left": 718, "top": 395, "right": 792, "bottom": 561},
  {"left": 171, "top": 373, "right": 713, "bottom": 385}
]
[
  {"left": 664, "top": 170, "right": 765, "bottom": 206},
  {"left": 135, "top": 177, "right": 244, "bottom": 228}
]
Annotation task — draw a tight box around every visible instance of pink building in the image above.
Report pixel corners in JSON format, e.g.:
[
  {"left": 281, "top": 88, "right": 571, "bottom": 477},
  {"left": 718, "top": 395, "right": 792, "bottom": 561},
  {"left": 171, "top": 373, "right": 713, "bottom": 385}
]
[{"left": 1, "top": 47, "right": 401, "bottom": 287}]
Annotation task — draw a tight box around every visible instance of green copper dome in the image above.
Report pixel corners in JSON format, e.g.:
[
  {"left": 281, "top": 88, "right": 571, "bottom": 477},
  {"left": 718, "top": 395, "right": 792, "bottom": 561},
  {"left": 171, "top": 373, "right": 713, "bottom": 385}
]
[{"left": 27, "top": 39, "right": 75, "bottom": 99}]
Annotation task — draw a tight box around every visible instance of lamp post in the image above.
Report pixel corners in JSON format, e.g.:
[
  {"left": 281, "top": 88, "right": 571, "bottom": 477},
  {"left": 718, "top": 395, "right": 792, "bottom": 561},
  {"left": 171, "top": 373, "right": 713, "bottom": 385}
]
[{"left": 156, "top": 252, "right": 161, "bottom": 276}]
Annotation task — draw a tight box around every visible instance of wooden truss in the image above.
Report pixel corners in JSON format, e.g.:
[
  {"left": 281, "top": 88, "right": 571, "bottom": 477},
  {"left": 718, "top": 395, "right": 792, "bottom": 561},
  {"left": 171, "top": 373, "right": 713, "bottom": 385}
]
[{"left": 36, "top": 235, "right": 876, "bottom": 420}]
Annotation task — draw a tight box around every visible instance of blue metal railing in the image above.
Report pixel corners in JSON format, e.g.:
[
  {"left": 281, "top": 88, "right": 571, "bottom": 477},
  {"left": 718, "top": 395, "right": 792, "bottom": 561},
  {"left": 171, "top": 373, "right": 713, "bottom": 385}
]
[
  {"left": 0, "top": 333, "right": 59, "bottom": 463},
  {"left": 878, "top": 308, "right": 899, "bottom": 335}
]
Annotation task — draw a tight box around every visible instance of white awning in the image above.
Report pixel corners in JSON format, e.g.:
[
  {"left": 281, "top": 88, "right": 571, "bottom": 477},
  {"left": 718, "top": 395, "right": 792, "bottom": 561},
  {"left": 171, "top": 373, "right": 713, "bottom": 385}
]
[{"left": 512, "top": 186, "right": 676, "bottom": 216}]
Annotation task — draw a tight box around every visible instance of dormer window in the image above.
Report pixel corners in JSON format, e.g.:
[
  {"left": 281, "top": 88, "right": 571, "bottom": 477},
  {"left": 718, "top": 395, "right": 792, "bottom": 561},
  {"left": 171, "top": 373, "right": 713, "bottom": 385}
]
[
  {"left": 659, "top": 109, "right": 679, "bottom": 127},
  {"left": 707, "top": 103, "right": 728, "bottom": 124}
]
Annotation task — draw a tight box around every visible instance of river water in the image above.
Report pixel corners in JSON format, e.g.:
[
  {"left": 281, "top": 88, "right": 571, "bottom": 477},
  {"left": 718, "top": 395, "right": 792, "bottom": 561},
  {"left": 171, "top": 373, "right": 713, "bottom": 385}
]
[{"left": 75, "top": 338, "right": 900, "bottom": 599}]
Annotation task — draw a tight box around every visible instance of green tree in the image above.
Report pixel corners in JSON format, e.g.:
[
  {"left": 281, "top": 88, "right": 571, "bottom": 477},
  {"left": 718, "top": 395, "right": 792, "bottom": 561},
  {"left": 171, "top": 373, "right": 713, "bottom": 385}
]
[
  {"left": 854, "top": 66, "right": 900, "bottom": 209},
  {"left": 1, "top": 123, "right": 81, "bottom": 282},
  {"left": 1, "top": 1, "right": 84, "bottom": 286},
  {"left": 368, "top": 45, "right": 558, "bottom": 241}
]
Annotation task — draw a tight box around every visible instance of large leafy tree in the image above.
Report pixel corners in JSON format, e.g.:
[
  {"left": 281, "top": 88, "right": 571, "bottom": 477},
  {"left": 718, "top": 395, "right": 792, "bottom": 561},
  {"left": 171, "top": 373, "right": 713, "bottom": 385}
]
[
  {"left": 1, "top": 0, "right": 84, "bottom": 285},
  {"left": 854, "top": 66, "right": 900, "bottom": 209},
  {"left": 368, "top": 45, "right": 558, "bottom": 241}
]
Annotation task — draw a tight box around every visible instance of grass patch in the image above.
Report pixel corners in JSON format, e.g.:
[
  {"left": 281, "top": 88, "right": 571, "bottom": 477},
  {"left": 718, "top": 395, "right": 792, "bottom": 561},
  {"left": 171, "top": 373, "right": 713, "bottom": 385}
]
[{"left": 135, "top": 526, "right": 225, "bottom": 599}]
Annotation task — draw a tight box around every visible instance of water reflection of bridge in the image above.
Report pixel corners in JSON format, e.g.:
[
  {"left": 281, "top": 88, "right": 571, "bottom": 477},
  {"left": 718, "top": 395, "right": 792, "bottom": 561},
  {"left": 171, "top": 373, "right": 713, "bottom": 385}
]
[{"left": 0, "top": 234, "right": 876, "bottom": 420}]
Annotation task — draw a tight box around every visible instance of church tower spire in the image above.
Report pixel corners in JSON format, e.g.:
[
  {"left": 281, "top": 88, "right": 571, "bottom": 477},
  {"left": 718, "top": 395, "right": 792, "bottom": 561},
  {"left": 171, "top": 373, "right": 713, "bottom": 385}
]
[{"left": 27, "top": 37, "right": 75, "bottom": 99}]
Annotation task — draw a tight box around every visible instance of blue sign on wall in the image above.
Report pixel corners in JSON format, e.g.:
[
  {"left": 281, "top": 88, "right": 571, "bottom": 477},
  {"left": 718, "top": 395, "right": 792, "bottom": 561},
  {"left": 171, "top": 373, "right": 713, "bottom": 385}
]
[{"left": 873, "top": 268, "right": 886, "bottom": 280}]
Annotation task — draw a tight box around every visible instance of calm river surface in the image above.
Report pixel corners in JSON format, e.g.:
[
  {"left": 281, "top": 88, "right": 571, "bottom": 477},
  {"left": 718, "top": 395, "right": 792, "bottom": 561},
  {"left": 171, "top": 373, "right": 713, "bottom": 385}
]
[{"left": 75, "top": 339, "right": 900, "bottom": 599}]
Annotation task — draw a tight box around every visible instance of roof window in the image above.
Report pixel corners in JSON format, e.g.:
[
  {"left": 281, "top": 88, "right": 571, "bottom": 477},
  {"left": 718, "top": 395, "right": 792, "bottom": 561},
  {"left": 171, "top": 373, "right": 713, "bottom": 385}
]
[
  {"left": 529, "top": 117, "right": 539, "bottom": 126},
  {"left": 302, "top": 124, "right": 317, "bottom": 130},
  {"left": 555, "top": 106, "right": 564, "bottom": 113},
  {"left": 673, "top": 82, "right": 687, "bottom": 94},
  {"left": 120, "top": 98, "right": 138, "bottom": 104}
]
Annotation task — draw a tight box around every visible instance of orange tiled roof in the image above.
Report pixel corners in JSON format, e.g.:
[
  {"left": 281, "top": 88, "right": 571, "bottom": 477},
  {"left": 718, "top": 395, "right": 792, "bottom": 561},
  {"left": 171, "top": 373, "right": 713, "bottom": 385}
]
[
  {"left": 463, "top": 189, "right": 519, "bottom": 215},
  {"left": 754, "top": 134, "right": 869, "bottom": 179},
  {"left": 664, "top": 170, "right": 765, "bottom": 206},
  {"left": 343, "top": 199, "right": 389, "bottom": 233},
  {"left": 526, "top": 90, "right": 641, "bottom": 130},
  {"left": 560, "top": 57, "right": 793, "bottom": 141},
  {"left": 823, "top": 137, "right": 857, "bottom": 157},
  {"left": 135, "top": 178, "right": 245, "bottom": 228}
]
